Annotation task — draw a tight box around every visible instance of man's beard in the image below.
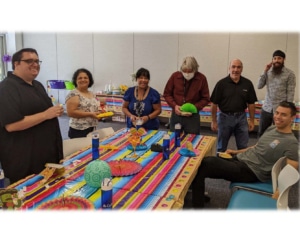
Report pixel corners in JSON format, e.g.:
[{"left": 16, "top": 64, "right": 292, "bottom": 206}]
[{"left": 272, "top": 62, "right": 284, "bottom": 74}]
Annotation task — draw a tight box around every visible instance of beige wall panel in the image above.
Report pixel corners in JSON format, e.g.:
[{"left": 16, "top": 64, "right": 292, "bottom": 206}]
[
  {"left": 134, "top": 33, "right": 178, "bottom": 94},
  {"left": 93, "top": 33, "right": 134, "bottom": 92},
  {"left": 56, "top": 33, "right": 94, "bottom": 81},
  {"left": 178, "top": 33, "right": 230, "bottom": 95},
  {"left": 23, "top": 33, "right": 57, "bottom": 87},
  {"left": 20, "top": 32, "right": 299, "bottom": 102},
  {"left": 229, "top": 33, "right": 290, "bottom": 100},
  {"left": 285, "top": 33, "right": 299, "bottom": 102}
]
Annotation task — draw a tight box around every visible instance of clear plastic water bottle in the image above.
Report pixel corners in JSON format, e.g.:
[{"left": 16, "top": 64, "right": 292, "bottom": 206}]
[
  {"left": 136, "top": 118, "right": 143, "bottom": 130},
  {"left": 92, "top": 132, "right": 100, "bottom": 160},
  {"left": 163, "top": 133, "right": 170, "bottom": 160},
  {"left": 101, "top": 178, "right": 113, "bottom": 209},
  {"left": 175, "top": 123, "right": 181, "bottom": 147}
]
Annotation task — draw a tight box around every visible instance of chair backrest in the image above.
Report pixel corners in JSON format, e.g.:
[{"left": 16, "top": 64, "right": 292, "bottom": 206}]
[
  {"left": 271, "top": 156, "right": 287, "bottom": 193},
  {"left": 276, "top": 164, "right": 300, "bottom": 209},
  {"left": 63, "top": 137, "right": 92, "bottom": 158},
  {"left": 87, "top": 127, "right": 115, "bottom": 139}
]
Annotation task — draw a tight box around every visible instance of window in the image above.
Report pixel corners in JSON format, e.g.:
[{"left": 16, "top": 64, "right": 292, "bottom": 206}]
[{"left": 0, "top": 33, "right": 7, "bottom": 81}]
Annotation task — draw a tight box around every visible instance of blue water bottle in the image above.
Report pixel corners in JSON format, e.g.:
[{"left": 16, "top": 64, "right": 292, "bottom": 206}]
[
  {"left": 0, "top": 169, "right": 4, "bottom": 188},
  {"left": 163, "top": 133, "right": 170, "bottom": 160},
  {"left": 175, "top": 123, "right": 181, "bottom": 147},
  {"left": 101, "top": 178, "right": 113, "bottom": 209},
  {"left": 92, "top": 132, "right": 100, "bottom": 160}
]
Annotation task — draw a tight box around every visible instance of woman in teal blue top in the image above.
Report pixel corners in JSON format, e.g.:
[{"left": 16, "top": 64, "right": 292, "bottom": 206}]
[{"left": 122, "top": 68, "right": 162, "bottom": 130}]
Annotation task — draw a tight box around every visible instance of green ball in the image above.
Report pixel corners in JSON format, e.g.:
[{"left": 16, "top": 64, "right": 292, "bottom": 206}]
[
  {"left": 84, "top": 159, "right": 111, "bottom": 188},
  {"left": 180, "top": 103, "right": 197, "bottom": 113}
]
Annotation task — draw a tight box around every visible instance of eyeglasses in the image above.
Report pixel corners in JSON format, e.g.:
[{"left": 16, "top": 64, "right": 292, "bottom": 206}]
[{"left": 20, "top": 59, "right": 42, "bottom": 65}]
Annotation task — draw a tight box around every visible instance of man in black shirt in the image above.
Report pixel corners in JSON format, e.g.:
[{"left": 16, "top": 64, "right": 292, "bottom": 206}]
[
  {"left": 210, "top": 59, "right": 257, "bottom": 152},
  {"left": 0, "top": 48, "right": 64, "bottom": 184}
]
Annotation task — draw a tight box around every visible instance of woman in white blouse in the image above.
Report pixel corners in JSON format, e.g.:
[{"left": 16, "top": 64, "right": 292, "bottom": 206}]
[{"left": 65, "top": 68, "right": 100, "bottom": 138}]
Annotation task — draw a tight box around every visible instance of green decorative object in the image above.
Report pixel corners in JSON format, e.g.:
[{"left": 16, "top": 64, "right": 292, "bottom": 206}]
[
  {"left": 180, "top": 103, "right": 197, "bottom": 113},
  {"left": 64, "top": 81, "right": 75, "bottom": 90},
  {"left": 84, "top": 159, "right": 112, "bottom": 188}
]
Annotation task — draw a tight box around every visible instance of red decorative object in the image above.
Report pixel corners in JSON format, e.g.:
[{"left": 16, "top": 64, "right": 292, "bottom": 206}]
[
  {"left": 108, "top": 160, "right": 142, "bottom": 177},
  {"left": 36, "top": 196, "right": 94, "bottom": 210}
]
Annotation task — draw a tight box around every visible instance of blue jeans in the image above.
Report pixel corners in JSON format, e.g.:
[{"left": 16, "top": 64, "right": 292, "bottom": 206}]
[
  {"left": 217, "top": 112, "right": 249, "bottom": 152},
  {"left": 258, "top": 109, "right": 273, "bottom": 138}
]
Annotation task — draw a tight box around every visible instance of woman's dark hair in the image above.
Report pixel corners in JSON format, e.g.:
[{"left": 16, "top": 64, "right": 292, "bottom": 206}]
[
  {"left": 278, "top": 101, "right": 297, "bottom": 116},
  {"left": 136, "top": 67, "right": 150, "bottom": 80},
  {"left": 72, "top": 68, "right": 94, "bottom": 87},
  {"left": 12, "top": 48, "right": 38, "bottom": 70}
]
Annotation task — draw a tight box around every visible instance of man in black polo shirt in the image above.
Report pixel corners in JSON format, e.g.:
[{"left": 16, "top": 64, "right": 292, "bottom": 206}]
[
  {"left": 0, "top": 48, "right": 64, "bottom": 184},
  {"left": 210, "top": 59, "right": 257, "bottom": 152}
]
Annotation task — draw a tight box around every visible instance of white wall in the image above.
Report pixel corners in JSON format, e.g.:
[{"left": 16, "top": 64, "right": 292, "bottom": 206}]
[
  {"left": 20, "top": 32, "right": 299, "bottom": 101},
  {"left": 4, "top": 32, "right": 18, "bottom": 72}
]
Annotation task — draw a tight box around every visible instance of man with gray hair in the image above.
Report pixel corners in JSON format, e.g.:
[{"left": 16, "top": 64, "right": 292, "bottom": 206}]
[
  {"left": 257, "top": 50, "right": 296, "bottom": 137},
  {"left": 163, "top": 56, "right": 210, "bottom": 134}
]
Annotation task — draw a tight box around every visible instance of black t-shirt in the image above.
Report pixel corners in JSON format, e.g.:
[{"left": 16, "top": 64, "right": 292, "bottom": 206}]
[
  {"left": 0, "top": 74, "right": 63, "bottom": 183},
  {"left": 210, "top": 75, "right": 257, "bottom": 113}
]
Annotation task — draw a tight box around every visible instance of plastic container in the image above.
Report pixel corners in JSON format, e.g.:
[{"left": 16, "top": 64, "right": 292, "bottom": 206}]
[
  {"left": 162, "top": 133, "right": 170, "bottom": 160},
  {"left": 112, "top": 89, "right": 121, "bottom": 95},
  {"left": 48, "top": 80, "right": 65, "bottom": 89},
  {"left": 135, "top": 119, "right": 143, "bottom": 130},
  {"left": 92, "top": 132, "right": 100, "bottom": 160},
  {"left": 64, "top": 81, "right": 75, "bottom": 90}
]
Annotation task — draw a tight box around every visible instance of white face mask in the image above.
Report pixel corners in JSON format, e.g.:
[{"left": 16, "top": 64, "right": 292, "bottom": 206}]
[{"left": 182, "top": 72, "right": 194, "bottom": 81}]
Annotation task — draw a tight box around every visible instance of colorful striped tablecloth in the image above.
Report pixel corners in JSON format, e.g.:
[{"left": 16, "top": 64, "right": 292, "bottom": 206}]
[
  {"left": 9, "top": 128, "right": 216, "bottom": 210},
  {"left": 96, "top": 94, "right": 300, "bottom": 130}
]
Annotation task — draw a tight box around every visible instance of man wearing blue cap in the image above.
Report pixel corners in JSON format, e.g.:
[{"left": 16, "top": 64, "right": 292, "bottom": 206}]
[{"left": 257, "top": 50, "right": 296, "bottom": 137}]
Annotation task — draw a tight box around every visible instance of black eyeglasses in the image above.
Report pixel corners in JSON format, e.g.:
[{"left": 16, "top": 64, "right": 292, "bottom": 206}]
[{"left": 20, "top": 59, "right": 42, "bottom": 65}]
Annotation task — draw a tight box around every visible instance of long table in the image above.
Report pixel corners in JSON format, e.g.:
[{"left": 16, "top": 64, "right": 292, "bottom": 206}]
[
  {"left": 96, "top": 94, "right": 300, "bottom": 131},
  {"left": 9, "top": 128, "right": 216, "bottom": 210}
]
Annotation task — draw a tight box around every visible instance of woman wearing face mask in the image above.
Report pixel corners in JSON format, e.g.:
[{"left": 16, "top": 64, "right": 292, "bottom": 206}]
[{"left": 163, "top": 56, "right": 210, "bottom": 134}]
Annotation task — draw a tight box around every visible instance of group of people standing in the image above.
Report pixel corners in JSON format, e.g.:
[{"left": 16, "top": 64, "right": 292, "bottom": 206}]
[{"left": 0, "top": 48, "right": 298, "bottom": 209}]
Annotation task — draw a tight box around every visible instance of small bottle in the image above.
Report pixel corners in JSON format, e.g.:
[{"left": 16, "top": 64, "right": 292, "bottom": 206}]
[
  {"left": 101, "top": 178, "right": 113, "bottom": 209},
  {"left": 174, "top": 123, "right": 181, "bottom": 147},
  {"left": 163, "top": 133, "right": 170, "bottom": 160},
  {"left": 92, "top": 132, "right": 100, "bottom": 160},
  {"left": 136, "top": 118, "right": 143, "bottom": 130},
  {"left": 0, "top": 169, "right": 5, "bottom": 188}
]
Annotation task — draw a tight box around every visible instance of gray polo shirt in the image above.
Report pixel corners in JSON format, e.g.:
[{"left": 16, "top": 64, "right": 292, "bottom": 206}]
[{"left": 237, "top": 126, "right": 299, "bottom": 182}]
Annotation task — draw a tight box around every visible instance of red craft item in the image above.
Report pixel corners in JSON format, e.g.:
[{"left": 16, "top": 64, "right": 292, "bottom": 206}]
[
  {"left": 108, "top": 160, "right": 142, "bottom": 177},
  {"left": 36, "top": 196, "right": 94, "bottom": 210}
]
